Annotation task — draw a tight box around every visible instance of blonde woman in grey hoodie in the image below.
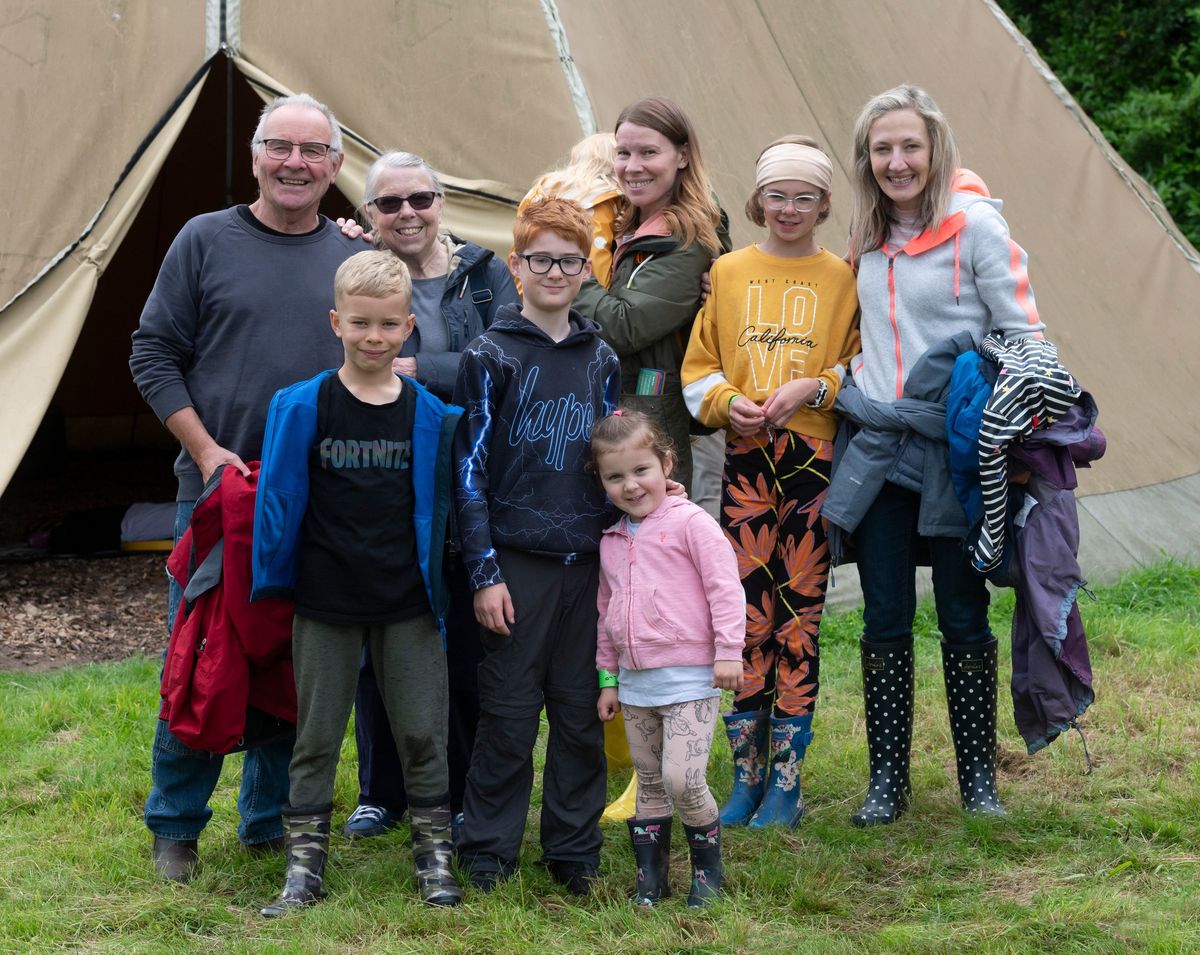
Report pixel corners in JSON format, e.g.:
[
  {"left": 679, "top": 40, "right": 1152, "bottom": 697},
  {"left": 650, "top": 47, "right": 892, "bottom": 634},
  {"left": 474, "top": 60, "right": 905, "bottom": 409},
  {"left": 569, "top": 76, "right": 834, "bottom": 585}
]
[{"left": 832, "top": 84, "right": 1046, "bottom": 827}]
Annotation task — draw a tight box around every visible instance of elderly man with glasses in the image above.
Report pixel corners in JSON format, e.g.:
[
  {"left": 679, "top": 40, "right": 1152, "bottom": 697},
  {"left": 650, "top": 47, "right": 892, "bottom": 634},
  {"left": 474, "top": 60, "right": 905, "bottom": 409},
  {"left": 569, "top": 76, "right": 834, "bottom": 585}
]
[{"left": 130, "top": 92, "right": 361, "bottom": 882}]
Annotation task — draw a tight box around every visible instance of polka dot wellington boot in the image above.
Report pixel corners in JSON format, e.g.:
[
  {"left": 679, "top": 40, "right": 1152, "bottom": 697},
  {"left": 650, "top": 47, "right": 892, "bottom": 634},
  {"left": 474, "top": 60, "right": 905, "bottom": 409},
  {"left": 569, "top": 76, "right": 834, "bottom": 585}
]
[
  {"left": 941, "top": 638, "right": 1006, "bottom": 816},
  {"left": 851, "top": 638, "right": 914, "bottom": 827}
]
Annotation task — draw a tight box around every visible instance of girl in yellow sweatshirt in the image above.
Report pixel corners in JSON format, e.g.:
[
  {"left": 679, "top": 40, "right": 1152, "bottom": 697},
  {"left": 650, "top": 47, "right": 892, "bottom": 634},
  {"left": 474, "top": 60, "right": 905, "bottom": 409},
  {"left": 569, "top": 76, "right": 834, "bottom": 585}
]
[{"left": 681, "top": 136, "right": 859, "bottom": 829}]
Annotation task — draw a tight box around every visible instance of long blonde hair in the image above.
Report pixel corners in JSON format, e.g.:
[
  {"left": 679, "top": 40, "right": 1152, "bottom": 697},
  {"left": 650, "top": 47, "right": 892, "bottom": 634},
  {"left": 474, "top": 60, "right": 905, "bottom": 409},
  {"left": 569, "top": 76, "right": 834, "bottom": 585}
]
[
  {"left": 612, "top": 97, "right": 723, "bottom": 257},
  {"left": 848, "top": 85, "right": 960, "bottom": 257}
]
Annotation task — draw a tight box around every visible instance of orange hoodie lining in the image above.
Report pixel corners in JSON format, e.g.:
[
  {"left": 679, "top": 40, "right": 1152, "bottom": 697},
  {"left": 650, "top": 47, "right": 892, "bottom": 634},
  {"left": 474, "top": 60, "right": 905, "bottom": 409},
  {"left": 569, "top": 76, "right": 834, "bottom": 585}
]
[{"left": 901, "top": 210, "right": 967, "bottom": 256}]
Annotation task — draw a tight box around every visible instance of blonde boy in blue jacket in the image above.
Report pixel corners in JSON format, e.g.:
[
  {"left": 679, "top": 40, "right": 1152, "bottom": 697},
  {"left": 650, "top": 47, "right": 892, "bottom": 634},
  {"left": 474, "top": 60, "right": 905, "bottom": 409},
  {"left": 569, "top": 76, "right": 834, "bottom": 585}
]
[{"left": 253, "top": 250, "right": 463, "bottom": 914}]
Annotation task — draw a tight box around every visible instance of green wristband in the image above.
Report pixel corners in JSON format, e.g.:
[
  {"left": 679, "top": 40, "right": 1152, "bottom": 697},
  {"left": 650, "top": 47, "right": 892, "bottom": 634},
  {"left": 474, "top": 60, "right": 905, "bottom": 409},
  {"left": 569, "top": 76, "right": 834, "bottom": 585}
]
[
  {"left": 598, "top": 669, "right": 619, "bottom": 689},
  {"left": 728, "top": 393, "right": 743, "bottom": 414}
]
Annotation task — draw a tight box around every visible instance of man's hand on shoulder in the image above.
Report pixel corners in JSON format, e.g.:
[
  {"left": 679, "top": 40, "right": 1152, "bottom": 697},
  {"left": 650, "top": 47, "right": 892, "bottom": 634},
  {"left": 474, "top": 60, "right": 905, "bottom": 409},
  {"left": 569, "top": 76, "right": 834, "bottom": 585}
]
[
  {"left": 336, "top": 217, "right": 373, "bottom": 244},
  {"left": 393, "top": 356, "right": 418, "bottom": 378}
]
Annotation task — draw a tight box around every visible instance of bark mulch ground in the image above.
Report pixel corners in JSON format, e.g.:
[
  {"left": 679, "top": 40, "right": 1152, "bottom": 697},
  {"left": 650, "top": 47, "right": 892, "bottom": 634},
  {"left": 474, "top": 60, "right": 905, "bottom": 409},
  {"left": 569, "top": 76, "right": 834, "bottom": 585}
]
[
  {"left": 0, "top": 555, "right": 167, "bottom": 672},
  {"left": 0, "top": 446, "right": 176, "bottom": 672}
]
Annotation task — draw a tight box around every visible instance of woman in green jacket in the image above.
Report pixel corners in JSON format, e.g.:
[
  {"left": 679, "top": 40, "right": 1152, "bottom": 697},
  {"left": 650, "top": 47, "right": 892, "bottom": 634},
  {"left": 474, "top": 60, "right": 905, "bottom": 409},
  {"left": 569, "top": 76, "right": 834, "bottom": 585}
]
[{"left": 573, "top": 96, "right": 728, "bottom": 492}]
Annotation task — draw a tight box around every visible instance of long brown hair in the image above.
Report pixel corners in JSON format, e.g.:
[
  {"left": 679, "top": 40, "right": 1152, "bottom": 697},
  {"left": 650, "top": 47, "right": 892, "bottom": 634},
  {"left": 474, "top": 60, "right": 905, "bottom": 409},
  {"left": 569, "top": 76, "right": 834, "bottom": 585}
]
[{"left": 612, "top": 97, "right": 723, "bottom": 256}]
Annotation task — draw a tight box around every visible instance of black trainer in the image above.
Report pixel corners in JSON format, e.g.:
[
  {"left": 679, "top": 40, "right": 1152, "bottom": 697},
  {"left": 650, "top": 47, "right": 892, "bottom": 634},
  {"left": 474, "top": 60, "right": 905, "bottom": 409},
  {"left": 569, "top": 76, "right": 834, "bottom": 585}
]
[
  {"left": 152, "top": 836, "right": 199, "bottom": 883},
  {"left": 544, "top": 859, "right": 598, "bottom": 897},
  {"left": 466, "top": 865, "right": 504, "bottom": 893},
  {"left": 244, "top": 836, "right": 285, "bottom": 855}
]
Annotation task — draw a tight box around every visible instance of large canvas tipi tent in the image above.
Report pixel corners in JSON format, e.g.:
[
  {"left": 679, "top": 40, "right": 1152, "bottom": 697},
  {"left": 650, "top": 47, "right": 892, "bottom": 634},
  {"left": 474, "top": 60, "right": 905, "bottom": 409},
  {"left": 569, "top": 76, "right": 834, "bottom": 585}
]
[{"left": 1, "top": 0, "right": 1197, "bottom": 574}]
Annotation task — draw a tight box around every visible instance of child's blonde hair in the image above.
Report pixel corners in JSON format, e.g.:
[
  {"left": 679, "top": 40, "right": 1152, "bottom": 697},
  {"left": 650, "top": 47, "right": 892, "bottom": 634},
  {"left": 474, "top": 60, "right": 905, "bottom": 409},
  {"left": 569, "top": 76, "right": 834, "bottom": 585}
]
[
  {"left": 590, "top": 409, "right": 676, "bottom": 478},
  {"left": 534, "top": 133, "right": 618, "bottom": 198},
  {"left": 334, "top": 250, "right": 412, "bottom": 308}
]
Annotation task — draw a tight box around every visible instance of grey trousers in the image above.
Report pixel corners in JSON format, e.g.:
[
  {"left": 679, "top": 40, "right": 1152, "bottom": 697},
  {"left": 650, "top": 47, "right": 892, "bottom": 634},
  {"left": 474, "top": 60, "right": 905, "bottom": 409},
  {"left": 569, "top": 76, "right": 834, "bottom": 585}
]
[
  {"left": 689, "top": 430, "right": 726, "bottom": 521},
  {"left": 288, "top": 613, "right": 449, "bottom": 812}
]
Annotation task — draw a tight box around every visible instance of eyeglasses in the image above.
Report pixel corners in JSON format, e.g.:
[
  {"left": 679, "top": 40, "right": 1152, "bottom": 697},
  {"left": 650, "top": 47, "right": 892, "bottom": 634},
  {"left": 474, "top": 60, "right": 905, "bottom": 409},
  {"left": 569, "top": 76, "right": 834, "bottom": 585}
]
[
  {"left": 258, "top": 139, "right": 334, "bottom": 162},
  {"left": 368, "top": 192, "right": 442, "bottom": 214},
  {"left": 761, "top": 191, "right": 823, "bottom": 212},
  {"left": 517, "top": 253, "right": 588, "bottom": 276}
]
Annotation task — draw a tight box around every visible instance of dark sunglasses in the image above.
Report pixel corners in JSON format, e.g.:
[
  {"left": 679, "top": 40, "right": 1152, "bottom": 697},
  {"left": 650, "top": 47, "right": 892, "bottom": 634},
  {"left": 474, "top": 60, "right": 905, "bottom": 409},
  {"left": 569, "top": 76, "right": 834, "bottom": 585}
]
[{"left": 368, "top": 192, "right": 442, "bottom": 213}]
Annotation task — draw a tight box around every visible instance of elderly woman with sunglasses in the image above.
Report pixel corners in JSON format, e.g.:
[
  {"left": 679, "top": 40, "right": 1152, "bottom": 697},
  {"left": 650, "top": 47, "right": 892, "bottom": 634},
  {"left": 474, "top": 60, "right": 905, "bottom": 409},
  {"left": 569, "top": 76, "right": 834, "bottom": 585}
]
[
  {"left": 340, "top": 151, "right": 518, "bottom": 842},
  {"left": 360, "top": 151, "right": 519, "bottom": 398}
]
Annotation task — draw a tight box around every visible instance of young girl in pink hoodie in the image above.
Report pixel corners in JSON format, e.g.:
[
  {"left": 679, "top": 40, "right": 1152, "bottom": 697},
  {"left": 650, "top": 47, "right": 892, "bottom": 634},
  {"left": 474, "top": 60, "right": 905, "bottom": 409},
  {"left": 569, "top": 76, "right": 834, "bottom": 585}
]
[{"left": 592, "top": 409, "right": 745, "bottom": 909}]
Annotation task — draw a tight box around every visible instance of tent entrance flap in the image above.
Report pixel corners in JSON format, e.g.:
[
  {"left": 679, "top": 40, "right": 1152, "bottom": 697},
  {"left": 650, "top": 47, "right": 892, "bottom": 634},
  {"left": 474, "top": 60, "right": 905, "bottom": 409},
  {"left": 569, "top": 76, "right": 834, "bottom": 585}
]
[{"left": 0, "top": 72, "right": 210, "bottom": 496}]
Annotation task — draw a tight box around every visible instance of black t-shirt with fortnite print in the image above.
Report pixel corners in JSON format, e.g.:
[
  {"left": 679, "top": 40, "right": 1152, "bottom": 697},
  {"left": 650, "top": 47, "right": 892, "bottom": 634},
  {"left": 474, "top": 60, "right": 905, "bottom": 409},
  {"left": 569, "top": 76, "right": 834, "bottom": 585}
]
[{"left": 294, "top": 373, "right": 428, "bottom": 624}]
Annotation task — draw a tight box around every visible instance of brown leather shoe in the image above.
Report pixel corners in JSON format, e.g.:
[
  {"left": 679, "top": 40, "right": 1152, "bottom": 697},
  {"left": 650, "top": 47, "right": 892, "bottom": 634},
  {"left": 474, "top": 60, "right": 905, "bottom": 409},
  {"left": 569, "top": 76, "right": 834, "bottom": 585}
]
[{"left": 152, "top": 836, "right": 199, "bottom": 883}]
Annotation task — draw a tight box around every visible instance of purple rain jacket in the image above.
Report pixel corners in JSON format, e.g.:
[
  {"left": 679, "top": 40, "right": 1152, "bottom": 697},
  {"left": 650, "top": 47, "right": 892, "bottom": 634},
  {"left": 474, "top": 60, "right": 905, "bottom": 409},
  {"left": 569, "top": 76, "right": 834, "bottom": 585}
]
[{"left": 999, "top": 391, "right": 1105, "bottom": 753}]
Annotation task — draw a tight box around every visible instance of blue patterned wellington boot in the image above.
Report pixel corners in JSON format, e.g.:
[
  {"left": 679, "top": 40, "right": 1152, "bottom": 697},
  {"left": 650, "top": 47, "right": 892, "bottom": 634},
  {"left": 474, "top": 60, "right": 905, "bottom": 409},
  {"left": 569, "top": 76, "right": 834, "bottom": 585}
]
[
  {"left": 747, "top": 714, "right": 813, "bottom": 829},
  {"left": 718, "top": 710, "right": 769, "bottom": 826}
]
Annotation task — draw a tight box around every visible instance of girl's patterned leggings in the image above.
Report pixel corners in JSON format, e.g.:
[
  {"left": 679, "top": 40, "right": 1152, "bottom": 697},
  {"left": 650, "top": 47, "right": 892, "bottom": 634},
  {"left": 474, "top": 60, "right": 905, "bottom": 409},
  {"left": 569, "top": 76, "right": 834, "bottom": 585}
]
[
  {"left": 622, "top": 696, "right": 719, "bottom": 826},
  {"left": 721, "top": 428, "right": 832, "bottom": 718}
]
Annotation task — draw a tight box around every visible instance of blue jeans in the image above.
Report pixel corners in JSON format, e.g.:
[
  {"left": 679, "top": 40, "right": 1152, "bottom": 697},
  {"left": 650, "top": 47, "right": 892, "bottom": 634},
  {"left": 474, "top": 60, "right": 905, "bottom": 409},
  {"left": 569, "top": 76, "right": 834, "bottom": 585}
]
[
  {"left": 143, "top": 501, "right": 290, "bottom": 844},
  {"left": 855, "top": 481, "right": 991, "bottom": 647}
]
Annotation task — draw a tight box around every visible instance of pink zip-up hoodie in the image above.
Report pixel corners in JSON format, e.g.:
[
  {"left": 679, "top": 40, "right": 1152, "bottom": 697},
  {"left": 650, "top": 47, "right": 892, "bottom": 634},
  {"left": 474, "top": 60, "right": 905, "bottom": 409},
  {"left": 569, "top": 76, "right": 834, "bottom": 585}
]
[{"left": 596, "top": 495, "right": 745, "bottom": 674}]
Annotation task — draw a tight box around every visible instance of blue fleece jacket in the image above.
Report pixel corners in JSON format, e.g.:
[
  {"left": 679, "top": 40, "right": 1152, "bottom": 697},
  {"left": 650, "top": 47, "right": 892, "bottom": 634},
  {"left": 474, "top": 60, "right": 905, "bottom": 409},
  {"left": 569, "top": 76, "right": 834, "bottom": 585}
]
[{"left": 251, "top": 369, "right": 462, "bottom": 631}]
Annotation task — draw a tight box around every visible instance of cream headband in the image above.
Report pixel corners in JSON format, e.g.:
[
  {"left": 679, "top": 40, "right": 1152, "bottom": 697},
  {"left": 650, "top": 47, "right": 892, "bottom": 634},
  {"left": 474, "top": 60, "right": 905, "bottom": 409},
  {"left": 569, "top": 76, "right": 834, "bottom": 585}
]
[{"left": 755, "top": 143, "right": 833, "bottom": 193}]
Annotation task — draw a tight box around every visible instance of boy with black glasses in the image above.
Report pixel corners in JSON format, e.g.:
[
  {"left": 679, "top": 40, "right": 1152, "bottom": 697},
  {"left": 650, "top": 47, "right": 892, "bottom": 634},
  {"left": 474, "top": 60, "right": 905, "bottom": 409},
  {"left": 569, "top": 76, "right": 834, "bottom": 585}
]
[{"left": 452, "top": 198, "right": 620, "bottom": 896}]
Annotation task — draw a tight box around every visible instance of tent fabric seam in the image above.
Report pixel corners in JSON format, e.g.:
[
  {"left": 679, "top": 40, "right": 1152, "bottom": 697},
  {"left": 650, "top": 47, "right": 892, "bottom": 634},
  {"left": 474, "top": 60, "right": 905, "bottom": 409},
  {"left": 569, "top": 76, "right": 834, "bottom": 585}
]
[
  {"left": 750, "top": 0, "right": 844, "bottom": 182},
  {"left": 232, "top": 64, "right": 519, "bottom": 209},
  {"left": 537, "top": 0, "right": 597, "bottom": 137},
  {"left": 205, "top": 0, "right": 240, "bottom": 58}
]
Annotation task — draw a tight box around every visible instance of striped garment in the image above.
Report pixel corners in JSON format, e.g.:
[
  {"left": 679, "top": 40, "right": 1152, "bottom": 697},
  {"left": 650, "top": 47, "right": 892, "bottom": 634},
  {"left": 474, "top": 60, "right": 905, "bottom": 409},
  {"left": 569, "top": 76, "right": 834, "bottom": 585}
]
[{"left": 973, "top": 333, "right": 1080, "bottom": 572}]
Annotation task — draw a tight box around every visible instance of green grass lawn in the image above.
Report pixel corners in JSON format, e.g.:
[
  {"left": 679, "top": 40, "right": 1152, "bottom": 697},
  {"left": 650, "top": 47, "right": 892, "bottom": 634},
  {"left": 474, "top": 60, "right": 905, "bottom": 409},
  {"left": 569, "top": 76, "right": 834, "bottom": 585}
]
[{"left": 1, "top": 562, "right": 1197, "bottom": 954}]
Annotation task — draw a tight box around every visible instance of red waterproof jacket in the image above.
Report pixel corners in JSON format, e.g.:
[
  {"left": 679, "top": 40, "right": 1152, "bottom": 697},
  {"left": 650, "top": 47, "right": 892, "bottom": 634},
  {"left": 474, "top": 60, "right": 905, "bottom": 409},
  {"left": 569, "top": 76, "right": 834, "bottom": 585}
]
[{"left": 160, "top": 463, "right": 296, "bottom": 753}]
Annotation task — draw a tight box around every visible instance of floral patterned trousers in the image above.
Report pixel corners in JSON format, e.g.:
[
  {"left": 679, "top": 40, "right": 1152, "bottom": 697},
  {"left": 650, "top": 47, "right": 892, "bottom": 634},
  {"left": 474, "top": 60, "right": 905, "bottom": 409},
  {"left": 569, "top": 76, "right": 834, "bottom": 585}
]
[{"left": 721, "top": 428, "right": 832, "bottom": 718}]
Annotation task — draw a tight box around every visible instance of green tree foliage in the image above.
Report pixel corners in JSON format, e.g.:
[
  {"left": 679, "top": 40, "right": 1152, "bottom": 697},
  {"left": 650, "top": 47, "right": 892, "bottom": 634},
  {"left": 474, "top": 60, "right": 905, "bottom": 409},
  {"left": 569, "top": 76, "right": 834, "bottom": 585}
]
[{"left": 997, "top": 0, "right": 1200, "bottom": 248}]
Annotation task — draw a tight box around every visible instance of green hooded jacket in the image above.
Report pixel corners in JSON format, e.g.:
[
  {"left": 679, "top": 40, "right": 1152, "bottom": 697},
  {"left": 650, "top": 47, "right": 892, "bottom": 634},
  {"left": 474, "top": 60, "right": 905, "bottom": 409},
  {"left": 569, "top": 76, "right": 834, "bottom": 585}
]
[{"left": 574, "top": 215, "right": 731, "bottom": 491}]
